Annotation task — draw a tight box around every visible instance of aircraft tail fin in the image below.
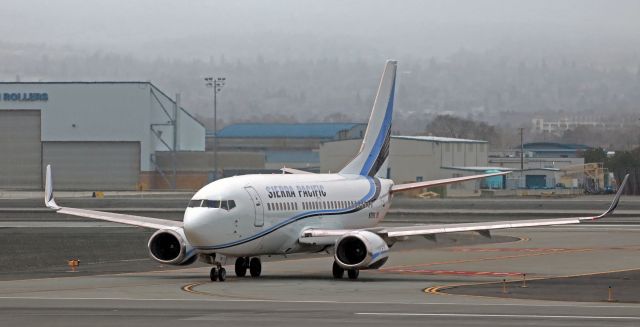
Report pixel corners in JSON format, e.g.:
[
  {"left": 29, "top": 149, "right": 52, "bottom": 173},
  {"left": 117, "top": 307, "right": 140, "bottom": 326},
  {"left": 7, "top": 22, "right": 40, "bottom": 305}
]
[{"left": 339, "top": 60, "right": 397, "bottom": 176}]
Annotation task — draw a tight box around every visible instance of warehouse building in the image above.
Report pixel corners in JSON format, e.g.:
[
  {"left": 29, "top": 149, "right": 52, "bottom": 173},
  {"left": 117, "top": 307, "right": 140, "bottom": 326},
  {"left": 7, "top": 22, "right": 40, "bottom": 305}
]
[
  {"left": 0, "top": 82, "right": 205, "bottom": 190},
  {"left": 206, "top": 122, "right": 366, "bottom": 173}
]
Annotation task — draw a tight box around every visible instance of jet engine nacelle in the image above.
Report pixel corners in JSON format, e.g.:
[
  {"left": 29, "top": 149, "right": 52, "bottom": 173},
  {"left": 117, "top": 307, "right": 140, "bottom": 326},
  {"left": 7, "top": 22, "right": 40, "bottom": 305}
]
[
  {"left": 334, "top": 230, "right": 389, "bottom": 270},
  {"left": 147, "top": 228, "right": 197, "bottom": 266}
]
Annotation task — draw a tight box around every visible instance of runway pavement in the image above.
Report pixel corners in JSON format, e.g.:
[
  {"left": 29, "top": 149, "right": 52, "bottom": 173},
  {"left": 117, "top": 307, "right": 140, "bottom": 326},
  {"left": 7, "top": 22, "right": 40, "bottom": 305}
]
[
  {"left": 0, "top": 224, "right": 639, "bottom": 326},
  {"left": 1, "top": 196, "right": 640, "bottom": 326}
]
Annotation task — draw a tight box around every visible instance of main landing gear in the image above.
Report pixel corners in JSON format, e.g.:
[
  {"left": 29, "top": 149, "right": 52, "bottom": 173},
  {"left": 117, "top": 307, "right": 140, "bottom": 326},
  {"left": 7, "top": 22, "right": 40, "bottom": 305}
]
[
  {"left": 233, "top": 257, "right": 262, "bottom": 278},
  {"left": 209, "top": 257, "right": 262, "bottom": 282},
  {"left": 332, "top": 261, "right": 359, "bottom": 280}
]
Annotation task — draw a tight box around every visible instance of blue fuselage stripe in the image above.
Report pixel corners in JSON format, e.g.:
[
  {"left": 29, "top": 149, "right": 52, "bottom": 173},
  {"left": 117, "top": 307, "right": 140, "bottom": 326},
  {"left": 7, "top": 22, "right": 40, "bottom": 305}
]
[
  {"left": 359, "top": 76, "right": 396, "bottom": 176},
  {"left": 194, "top": 177, "right": 378, "bottom": 250}
]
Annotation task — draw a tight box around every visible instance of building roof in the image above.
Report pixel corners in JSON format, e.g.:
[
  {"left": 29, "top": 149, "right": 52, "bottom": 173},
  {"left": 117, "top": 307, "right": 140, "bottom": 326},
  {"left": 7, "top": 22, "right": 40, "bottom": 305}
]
[
  {"left": 442, "top": 166, "right": 559, "bottom": 173},
  {"left": 522, "top": 142, "right": 591, "bottom": 150},
  {"left": 0, "top": 81, "right": 205, "bottom": 128},
  {"left": 441, "top": 166, "right": 512, "bottom": 172},
  {"left": 211, "top": 123, "right": 365, "bottom": 139},
  {"left": 392, "top": 135, "right": 488, "bottom": 143}
]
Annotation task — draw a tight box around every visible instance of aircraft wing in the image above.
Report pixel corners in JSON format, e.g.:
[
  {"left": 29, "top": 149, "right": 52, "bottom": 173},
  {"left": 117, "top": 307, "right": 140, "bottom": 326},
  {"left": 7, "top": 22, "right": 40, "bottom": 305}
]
[
  {"left": 390, "top": 171, "right": 511, "bottom": 193},
  {"left": 44, "top": 165, "right": 183, "bottom": 230},
  {"left": 300, "top": 174, "right": 629, "bottom": 245}
]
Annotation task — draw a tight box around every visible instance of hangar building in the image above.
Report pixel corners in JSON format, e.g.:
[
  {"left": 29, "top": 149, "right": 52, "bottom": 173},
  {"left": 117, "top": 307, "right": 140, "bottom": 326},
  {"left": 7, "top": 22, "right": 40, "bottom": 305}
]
[
  {"left": 207, "top": 122, "right": 367, "bottom": 173},
  {"left": 0, "top": 82, "right": 205, "bottom": 190}
]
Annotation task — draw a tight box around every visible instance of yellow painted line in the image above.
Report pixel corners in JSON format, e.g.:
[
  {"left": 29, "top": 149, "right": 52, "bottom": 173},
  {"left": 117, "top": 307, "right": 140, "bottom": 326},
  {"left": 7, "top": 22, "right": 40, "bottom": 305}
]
[
  {"left": 424, "top": 267, "right": 640, "bottom": 303},
  {"left": 180, "top": 281, "right": 270, "bottom": 301},
  {"left": 181, "top": 282, "right": 211, "bottom": 296}
]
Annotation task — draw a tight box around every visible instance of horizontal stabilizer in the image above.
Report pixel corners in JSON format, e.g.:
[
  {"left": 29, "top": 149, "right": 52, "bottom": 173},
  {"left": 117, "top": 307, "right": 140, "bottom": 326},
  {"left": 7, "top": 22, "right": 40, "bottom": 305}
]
[{"left": 390, "top": 171, "right": 511, "bottom": 193}]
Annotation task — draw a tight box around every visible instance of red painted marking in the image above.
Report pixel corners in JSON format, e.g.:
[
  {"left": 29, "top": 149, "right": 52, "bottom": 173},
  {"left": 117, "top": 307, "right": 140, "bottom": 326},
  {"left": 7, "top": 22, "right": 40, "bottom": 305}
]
[
  {"left": 450, "top": 248, "right": 569, "bottom": 253},
  {"left": 382, "top": 268, "right": 522, "bottom": 276}
]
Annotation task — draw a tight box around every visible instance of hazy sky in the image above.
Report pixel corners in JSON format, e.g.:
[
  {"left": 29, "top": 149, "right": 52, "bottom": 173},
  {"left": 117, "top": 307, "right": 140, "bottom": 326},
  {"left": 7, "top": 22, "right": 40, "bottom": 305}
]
[{"left": 2, "top": 0, "right": 639, "bottom": 61}]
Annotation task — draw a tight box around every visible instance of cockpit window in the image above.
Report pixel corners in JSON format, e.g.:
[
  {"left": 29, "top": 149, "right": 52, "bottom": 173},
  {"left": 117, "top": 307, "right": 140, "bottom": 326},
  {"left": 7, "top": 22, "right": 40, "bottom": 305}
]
[
  {"left": 188, "top": 199, "right": 236, "bottom": 210},
  {"left": 188, "top": 200, "right": 203, "bottom": 207},
  {"left": 221, "top": 200, "right": 236, "bottom": 210}
]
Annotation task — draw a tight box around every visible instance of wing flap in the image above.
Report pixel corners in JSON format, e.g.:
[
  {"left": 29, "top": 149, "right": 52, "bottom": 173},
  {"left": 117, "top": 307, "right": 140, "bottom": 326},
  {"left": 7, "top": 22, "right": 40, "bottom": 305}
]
[
  {"left": 391, "top": 171, "right": 510, "bottom": 193},
  {"left": 380, "top": 218, "right": 581, "bottom": 238}
]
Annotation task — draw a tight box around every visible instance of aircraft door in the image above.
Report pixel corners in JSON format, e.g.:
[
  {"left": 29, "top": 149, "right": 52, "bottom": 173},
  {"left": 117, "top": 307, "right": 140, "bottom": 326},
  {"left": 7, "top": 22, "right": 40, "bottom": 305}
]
[{"left": 244, "top": 186, "right": 264, "bottom": 227}]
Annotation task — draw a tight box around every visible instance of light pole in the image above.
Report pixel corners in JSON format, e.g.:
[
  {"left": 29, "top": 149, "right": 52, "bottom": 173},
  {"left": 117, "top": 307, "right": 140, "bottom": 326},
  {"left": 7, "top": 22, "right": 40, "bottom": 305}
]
[{"left": 205, "top": 76, "right": 226, "bottom": 181}]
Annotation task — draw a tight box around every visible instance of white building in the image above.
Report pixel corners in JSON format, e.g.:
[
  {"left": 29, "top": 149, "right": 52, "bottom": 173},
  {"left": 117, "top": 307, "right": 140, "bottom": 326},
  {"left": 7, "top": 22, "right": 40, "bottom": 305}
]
[
  {"left": 531, "top": 118, "right": 624, "bottom": 135},
  {"left": 0, "top": 82, "right": 205, "bottom": 190}
]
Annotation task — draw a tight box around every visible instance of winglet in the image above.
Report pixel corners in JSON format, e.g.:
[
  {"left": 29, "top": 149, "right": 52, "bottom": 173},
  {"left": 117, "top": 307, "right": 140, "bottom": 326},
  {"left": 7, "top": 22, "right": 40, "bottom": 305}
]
[
  {"left": 594, "top": 173, "right": 629, "bottom": 219},
  {"left": 45, "top": 164, "right": 60, "bottom": 210}
]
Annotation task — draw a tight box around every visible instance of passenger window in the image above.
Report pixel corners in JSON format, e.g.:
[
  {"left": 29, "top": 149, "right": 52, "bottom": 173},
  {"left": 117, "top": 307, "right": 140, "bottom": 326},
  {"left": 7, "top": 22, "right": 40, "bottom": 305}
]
[
  {"left": 295, "top": 202, "right": 298, "bottom": 210},
  {"left": 286, "top": 203, "right": 290, "bottom": 211}
]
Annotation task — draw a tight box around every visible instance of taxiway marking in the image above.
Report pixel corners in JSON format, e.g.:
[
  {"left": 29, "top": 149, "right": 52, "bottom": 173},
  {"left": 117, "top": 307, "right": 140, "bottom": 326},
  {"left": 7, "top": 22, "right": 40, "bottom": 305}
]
[
  {"left": 355, "top": 312, "right": 640, "bottom": 320},
  {"left": 381, "top": 247, "right": 593, "bottom": 271},
  {"left": 425, "top": 266, "right": 640, "bottom": 299},
  {"left": 1, "top": 296, "right": 640, "bottom": 308},
  {"left": 380, "top": 269, "right": 522, "bottom": 277}
]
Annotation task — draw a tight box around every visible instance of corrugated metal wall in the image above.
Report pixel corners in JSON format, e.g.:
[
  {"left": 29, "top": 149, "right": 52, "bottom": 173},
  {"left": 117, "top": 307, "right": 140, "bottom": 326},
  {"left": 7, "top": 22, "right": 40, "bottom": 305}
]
[
  {"left": 43, "top": 141, "right": 140, "bottom": 190},
  {"left": 0, "top": 110, "right": 42, "bottom": 189}
]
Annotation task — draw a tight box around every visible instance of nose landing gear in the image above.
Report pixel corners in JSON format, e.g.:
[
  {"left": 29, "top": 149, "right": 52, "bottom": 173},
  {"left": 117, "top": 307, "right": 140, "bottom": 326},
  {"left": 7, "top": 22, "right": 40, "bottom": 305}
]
[
  {"left": 332, "top": 261, "right": 359, "bottom": 280},
  {"left": 209, "top": 265, "right": 226, "bottom": 282}
]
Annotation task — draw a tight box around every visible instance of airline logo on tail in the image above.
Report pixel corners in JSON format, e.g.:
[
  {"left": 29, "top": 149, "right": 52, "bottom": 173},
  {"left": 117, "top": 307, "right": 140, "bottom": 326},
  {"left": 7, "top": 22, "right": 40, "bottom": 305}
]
[{"left": 340, "top": 60, "right": 397, "bottom": 177}]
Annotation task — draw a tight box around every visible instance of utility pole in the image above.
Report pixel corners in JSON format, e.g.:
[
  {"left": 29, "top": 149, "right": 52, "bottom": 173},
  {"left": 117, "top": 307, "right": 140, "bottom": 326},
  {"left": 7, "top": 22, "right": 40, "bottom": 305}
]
[
  {"left": 172, "top": 93, "right": 180, "bottom": 190},
  {"left": 520, "top": 127, "right": 524, "bottom": 188},
  {"left": 205, "top": 76, "right": 226, "bottom": 181}
]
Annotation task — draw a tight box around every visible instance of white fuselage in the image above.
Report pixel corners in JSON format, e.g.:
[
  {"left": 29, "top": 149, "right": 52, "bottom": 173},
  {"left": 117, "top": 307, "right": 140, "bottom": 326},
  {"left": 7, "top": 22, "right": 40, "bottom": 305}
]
[{"left": 183, "top": 174, "right": 394, "bottom": 257}]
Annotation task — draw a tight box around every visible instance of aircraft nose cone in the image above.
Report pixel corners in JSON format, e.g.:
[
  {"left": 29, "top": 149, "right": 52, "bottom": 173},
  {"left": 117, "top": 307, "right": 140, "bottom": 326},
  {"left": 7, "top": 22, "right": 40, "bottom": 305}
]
[{"left": 183, "top": 209, "right": 211, "bottom": 246}]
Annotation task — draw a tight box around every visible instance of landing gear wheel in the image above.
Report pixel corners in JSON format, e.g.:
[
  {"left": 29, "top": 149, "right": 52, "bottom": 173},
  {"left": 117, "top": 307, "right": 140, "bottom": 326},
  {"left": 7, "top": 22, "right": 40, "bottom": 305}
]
[
  {"left": 249, "top": 257, "right": 262, "bottom": 277},
  {"left": 209, "top": 267, "right": 218, "bottom": 281},
  {"left": 218, "top": 267, "right": 227, "bottom": 281},
  {"left": 332, "top": 261, "right": 345, "bottom": 279},
  {"left": 235, "top": 257, "right": 247, "bottom": 277},
  {"left": 347, "top": 269, "right": 359, "bottom": 280}
]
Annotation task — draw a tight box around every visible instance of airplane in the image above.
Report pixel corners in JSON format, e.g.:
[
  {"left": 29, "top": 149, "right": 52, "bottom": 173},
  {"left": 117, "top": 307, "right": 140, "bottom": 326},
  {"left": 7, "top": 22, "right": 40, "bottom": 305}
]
[{"left": 45, "top": 60, "right": 629, "bottom": 282}]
